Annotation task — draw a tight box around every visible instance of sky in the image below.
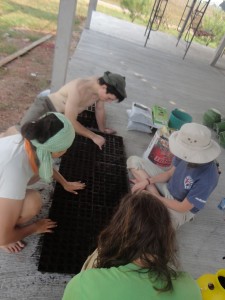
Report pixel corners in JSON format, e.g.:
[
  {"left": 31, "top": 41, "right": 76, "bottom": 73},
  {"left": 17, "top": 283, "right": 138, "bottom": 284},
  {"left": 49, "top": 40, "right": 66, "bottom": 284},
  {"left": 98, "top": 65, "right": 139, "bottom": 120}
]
[{"left": 210, "top": 0, "right": 222, "bottom": 5}]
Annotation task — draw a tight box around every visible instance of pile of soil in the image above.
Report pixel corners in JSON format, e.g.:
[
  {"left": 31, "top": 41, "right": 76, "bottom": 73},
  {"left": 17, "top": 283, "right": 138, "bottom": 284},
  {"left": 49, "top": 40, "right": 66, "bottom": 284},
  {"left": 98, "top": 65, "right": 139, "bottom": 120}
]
[{"left": 0, "top": 22, "right": 84, "bottom": 132}]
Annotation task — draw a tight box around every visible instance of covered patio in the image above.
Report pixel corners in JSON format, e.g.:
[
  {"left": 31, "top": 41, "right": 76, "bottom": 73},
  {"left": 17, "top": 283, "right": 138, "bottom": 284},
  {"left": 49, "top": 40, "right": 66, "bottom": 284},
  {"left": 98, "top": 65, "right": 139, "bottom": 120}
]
[
  {"left": 67, "top": 10, "right": 225, "bottom": 277},
  {"left": 0, "top": 10, "right": 225, "bottom": 299}
]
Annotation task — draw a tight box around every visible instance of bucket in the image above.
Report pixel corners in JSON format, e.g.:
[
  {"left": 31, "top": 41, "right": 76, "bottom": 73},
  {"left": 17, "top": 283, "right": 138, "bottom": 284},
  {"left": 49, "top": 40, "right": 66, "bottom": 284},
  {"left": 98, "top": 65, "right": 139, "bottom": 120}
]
[
  {"left": 213, "top": 121, "right": 225, "bottom": 134},
  {"left": 168, "top": 109, "right": 192, "bottom": 130},
  {"left": 143, "top": 128, "right": 174, "bottom": 168},
  {"left": 197, "top": 269, "right": 225, "bottom": 300},
  {"left": 203, "top": 108, "right": 221, "bottom": 128},
  {"left": 219, "top": 131, "right": 225, "bottom": 148}
]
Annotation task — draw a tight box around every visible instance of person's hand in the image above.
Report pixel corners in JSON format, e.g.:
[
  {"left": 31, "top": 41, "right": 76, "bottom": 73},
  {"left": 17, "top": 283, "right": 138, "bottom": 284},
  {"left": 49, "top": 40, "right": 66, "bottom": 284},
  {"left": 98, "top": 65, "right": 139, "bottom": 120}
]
[
  {"left": 104, "top": 128, "right": 117, "bottom": 135},
  {"left": 131, "top": 180, "right": 148, "bottom": 193},
  {"left": 35, "top": 219, "right": 57, "bottom": 234},
  {"left": 92, "top": 134, "right": 105, "bottom": 150},
  {"left": 63, "top": 181, "right": 86, "bottom": 194}
]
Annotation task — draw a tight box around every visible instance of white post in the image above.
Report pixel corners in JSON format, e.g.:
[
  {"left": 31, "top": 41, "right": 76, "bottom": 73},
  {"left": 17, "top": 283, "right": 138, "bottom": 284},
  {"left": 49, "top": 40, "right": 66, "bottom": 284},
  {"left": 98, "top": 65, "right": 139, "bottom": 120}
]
[
  {"left": 51, "top": 0, "right": 78, "bottom": 92},
  {"left": 210, "top": 34, "right": 225, "bottom": 67},
  {"left": 85, "top": 0, "right": 98, "bottom": 29}
]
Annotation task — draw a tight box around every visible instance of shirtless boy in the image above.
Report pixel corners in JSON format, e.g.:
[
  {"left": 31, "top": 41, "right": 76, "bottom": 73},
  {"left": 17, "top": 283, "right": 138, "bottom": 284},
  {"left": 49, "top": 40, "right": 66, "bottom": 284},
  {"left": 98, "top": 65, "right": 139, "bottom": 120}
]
[{"left": 2, "top": 71, "right": 127, "bottom": 149}]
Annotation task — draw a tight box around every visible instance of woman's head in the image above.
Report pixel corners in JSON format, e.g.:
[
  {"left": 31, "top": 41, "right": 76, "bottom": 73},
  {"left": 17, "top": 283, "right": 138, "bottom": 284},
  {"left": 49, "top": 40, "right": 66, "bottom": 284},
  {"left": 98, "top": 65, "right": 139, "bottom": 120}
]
[
  {"left": 21, "top": 112, "right": 75, "bottom": 182},
  {"left": 97, "top": 191, "right": 178, "bottom": 291}
]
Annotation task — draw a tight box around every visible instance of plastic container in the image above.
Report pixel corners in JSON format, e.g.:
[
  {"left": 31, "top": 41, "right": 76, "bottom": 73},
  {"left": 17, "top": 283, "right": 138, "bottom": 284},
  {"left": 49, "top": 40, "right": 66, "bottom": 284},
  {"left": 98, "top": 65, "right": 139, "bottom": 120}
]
[
  {"left": 214, "top": 121, "right": 225, "bottom": 134},
  {"left": 206, "top": 108, "right": 221, "bottom": 122},
  {"left": 197, "top": 269, "right": 225, "bottom": 300},
  {"left": 219, "top": 131, "right": 225, "bottom": 148},
  {"left": 168, "top": 109, "right": 192, "bottom": 130},
  {"left": 203, "top": 108, "right": 221, "bottom": 128}
]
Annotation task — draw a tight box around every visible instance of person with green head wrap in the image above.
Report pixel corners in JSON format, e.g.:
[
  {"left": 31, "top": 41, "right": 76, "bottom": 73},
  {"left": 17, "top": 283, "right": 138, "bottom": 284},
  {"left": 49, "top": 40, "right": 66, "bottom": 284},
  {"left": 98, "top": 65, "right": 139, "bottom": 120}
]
[{"left": 0, "top": 112, "right": 85, "bottom": 254}]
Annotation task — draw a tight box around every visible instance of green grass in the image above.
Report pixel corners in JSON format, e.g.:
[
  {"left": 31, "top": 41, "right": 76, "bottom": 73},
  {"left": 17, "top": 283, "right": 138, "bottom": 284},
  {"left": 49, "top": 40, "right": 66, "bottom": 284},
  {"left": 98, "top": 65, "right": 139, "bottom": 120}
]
[
  {"left": 0, "top": 44, "right": 17, "bottom": 55},
  {"left": 0, "top": 0, "right": 224, "bottom": 57},
  {"left": 0, "top": 0, "right": 88, "bottom": 56},
  {"left": 97, "top": 4, "right": 148, "bottom": 26},
  {"left": 97, "top": 0, "right": 225, "bottom": 48}
]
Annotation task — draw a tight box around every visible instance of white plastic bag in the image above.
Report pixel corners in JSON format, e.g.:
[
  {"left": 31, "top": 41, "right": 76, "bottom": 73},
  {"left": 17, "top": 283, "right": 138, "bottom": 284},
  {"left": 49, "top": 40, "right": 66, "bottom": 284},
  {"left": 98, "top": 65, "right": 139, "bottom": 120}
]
[
  {"left": 127, "top": 109, "right": 152, "bottom": 133},
  {"left": 129, "top": 103, "right": 154, "bottom": 126}
]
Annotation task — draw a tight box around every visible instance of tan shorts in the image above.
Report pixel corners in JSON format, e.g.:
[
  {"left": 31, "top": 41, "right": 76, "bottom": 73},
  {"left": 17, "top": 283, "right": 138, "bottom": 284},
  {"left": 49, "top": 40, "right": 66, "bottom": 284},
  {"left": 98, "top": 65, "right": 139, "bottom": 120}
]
[{"left": 127, "top": 156, "right": 195, "bottom": 229}]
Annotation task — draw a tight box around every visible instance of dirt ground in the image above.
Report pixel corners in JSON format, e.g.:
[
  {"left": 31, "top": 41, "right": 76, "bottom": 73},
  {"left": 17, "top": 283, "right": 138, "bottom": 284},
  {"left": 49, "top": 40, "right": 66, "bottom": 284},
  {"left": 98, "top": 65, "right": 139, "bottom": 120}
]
[{"left": 0, "top": 22, "right": 84, "bottom": 133}]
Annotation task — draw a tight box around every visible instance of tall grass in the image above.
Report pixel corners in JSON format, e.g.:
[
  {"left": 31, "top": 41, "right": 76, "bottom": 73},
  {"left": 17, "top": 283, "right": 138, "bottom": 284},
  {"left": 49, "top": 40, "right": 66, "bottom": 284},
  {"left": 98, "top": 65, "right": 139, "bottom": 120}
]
[
  {"left": 97, "top": 0, "right": 225, "bottom": 48},
  {"left": 0, "top": 0, "right": 224, "bottom": 56}
]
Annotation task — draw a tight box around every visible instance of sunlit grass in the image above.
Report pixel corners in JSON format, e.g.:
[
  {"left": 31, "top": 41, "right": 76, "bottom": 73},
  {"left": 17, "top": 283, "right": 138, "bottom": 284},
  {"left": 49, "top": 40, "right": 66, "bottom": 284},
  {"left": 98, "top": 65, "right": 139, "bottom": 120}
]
[{"left": 0, "top": 0, "right": 224, "bottom": 57}]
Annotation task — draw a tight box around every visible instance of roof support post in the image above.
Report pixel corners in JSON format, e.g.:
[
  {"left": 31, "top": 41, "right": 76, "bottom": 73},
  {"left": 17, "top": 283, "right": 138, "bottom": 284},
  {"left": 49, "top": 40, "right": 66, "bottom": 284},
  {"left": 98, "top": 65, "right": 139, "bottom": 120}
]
[
  {"left": 85, "top": 0, "right": 98, "bottom": 29},
  {"left": 210, "top": 34, "right": 225, "bottom": 67},
  {"left": 51, "top": 0, "right": 77, "bottom": 92}
]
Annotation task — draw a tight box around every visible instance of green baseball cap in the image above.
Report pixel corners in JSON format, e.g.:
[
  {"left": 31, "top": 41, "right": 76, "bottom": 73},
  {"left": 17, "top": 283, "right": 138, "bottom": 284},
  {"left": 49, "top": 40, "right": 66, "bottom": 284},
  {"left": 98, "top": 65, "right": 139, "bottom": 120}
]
[{"left": 103, "top": 71, "right": 127, "bottom": 98}]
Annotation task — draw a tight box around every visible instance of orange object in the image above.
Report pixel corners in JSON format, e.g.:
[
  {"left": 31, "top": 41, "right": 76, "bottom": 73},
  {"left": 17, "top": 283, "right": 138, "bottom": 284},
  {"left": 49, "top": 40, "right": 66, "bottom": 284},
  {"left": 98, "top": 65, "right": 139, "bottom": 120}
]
[{"left": 24, "top": 139, "right": 38, "bottom": 174}]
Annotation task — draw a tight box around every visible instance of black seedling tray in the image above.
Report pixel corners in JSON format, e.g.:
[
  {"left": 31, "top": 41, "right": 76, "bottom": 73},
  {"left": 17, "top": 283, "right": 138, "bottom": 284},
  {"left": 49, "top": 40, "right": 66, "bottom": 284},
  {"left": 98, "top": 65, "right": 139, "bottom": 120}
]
[
  {"left": 77, "top": 110, "right": 98, "bottom": 129},
  {"left": 38, "top": 132, "right": 130, "bottom": 274}
]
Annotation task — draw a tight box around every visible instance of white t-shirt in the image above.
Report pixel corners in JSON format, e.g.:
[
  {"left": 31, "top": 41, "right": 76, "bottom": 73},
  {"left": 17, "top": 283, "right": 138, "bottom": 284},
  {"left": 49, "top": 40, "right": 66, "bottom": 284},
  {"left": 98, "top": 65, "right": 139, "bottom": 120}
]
[{"left": 0, "top": 134, "right": 34, "bottom": 200}]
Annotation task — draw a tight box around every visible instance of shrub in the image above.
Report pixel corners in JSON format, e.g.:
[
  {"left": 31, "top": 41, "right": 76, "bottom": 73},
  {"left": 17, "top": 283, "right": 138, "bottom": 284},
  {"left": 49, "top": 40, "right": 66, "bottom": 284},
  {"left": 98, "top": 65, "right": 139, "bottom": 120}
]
[{"left": 121, "top": 0, "right": 151, "bottom": 22}]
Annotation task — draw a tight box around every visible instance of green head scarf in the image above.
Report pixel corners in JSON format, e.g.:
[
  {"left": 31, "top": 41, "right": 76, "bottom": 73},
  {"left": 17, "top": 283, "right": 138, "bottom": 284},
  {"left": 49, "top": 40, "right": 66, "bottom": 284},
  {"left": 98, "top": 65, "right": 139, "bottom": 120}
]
[{"left": 31, "top": 112, "right": 75, "bottom": 183}]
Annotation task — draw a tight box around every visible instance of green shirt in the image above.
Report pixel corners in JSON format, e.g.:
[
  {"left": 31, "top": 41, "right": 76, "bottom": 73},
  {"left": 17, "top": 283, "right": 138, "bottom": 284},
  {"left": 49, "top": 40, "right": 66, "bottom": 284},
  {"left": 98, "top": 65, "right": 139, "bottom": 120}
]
[{"left": 62, "top": 263, "right": 202, "bottom": 300}]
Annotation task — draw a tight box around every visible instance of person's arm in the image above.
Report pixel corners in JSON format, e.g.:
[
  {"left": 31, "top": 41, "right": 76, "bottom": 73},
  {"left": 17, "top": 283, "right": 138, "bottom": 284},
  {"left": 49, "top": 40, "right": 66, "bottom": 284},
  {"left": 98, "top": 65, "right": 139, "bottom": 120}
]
[
  {"left": 95, "top": 100, "right": 117, "bottom": 134},
  {"left": 146, "top": 184, "right": 194, "bottom": 213},
  {"left": 53, "top": 168, "right": 85, "bottom": 194},
  {"left": 0, "top": 197, "right": 56, "bottom": 246},
  {"left": 131, "top": 166, "right": 175, "bottom": 193},
  {"left": 64, "top": 90, "right": 105, "bottom": 149},
  {"left": 95, "top": 100, "right": 106, "bottom": 132},
  {"left": 149, "top": 166, "right": 175, "bottom": 184}
]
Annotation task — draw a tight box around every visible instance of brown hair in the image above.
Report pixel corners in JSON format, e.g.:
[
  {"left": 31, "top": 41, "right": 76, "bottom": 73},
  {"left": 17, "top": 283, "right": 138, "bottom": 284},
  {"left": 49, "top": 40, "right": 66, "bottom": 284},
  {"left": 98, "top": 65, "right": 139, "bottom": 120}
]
[{"left": 96, "top": 191, "right": 179, "bottom": 292}]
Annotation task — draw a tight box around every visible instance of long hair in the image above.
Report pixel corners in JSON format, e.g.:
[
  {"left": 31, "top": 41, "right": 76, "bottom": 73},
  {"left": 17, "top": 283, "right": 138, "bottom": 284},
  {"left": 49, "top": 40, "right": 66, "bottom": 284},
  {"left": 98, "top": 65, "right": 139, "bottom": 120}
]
[{"left": 96, "top": 191, "right": 179, "bottom": 292}]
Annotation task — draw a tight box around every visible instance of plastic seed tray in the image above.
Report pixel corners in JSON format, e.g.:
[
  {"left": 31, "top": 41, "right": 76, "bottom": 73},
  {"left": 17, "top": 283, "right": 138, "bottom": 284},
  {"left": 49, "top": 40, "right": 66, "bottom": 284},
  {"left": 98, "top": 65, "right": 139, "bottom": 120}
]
[
  {"left": 77, "top": 110, "right": 98, "bottom": 129},
  {"left": 38, "top": 132, "right": 129, "bottom": 274}
]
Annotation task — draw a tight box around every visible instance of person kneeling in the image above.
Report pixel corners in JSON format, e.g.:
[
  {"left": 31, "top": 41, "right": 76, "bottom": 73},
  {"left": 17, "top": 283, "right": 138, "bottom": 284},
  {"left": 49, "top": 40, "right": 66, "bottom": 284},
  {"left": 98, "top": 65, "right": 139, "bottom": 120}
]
[
  {"left": 127, "top": 123, "right": 221, "bottom": 229},
  {"left": 63, "top": 191, "right": 201, "bottom": 300}
]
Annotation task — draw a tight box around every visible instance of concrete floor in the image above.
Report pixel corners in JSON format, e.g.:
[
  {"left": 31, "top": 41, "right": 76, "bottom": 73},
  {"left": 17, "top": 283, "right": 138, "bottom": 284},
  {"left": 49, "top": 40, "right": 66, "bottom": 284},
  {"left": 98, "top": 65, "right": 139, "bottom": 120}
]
[{"left": 1, "top": 11, "right": 225, "bottom": 300}]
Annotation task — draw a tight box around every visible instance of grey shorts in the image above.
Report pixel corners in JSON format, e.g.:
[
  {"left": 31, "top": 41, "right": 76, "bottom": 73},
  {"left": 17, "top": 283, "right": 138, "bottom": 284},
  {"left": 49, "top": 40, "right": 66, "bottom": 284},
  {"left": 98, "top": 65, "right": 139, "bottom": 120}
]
[{"left": 16, "top": 95, "right": 57, "bottom": 130}]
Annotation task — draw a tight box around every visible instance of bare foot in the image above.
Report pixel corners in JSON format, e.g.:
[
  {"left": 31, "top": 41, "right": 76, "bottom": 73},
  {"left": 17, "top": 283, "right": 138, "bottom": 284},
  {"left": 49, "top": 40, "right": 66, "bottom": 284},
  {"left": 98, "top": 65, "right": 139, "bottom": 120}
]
[{"left": 0, "top": 241, "right": 26, "bottom": 253}]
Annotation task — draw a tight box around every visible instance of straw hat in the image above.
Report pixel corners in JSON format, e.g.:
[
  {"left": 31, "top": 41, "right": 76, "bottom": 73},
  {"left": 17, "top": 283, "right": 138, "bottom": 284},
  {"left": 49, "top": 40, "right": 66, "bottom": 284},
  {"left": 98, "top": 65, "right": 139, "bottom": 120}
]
[{"left": 169, "top": 123, "right": 221, "bottom": 163}]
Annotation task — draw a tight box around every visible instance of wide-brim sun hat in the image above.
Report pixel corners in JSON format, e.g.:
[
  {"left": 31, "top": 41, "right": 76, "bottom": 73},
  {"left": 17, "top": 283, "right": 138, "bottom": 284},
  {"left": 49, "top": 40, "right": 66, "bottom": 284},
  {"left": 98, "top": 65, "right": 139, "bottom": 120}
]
[
  {"left": 169, "top": 122, "right": 221, "bottom": 163},
  {"left": 103, "top": 71, "right": 127, "bottom": 98}
]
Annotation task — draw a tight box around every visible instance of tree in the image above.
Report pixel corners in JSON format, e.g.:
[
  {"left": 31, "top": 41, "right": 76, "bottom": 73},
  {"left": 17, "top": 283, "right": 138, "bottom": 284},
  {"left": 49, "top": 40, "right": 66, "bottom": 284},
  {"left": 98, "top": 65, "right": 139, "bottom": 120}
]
[
  {"left": 203, "top": 9, "right": 225, "bottom": 45},
  {"left": 121, "top": 0, "right": 151, "bottom": 22},
  {"left": 220, "top": 1, "right": 225, "bottom": 11}
]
